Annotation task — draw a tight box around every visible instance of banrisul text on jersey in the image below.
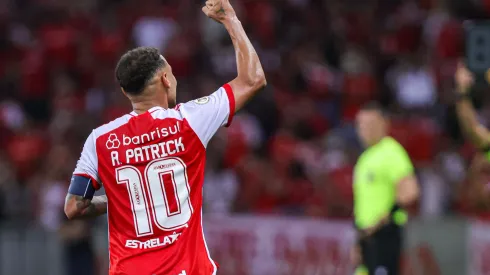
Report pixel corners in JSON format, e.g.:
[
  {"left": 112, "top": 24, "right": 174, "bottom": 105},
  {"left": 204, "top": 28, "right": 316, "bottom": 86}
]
[{"left": 107, "top": 122, "right": 185, "bottom": 166}]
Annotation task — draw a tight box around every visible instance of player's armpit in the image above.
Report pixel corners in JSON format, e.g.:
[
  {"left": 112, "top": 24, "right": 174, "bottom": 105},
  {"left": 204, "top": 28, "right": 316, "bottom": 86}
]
[
  {"left": 228, "top": 75, "right": 266, "bottom": 113},
  {"left": 395, "top": 175, "right": 419, "bottom": 207}
]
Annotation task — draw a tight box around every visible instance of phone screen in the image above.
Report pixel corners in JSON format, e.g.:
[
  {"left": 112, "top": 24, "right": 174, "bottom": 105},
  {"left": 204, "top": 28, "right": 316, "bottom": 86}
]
[{"left": 465, "top": 21, "right": 490, "bottom": 77}]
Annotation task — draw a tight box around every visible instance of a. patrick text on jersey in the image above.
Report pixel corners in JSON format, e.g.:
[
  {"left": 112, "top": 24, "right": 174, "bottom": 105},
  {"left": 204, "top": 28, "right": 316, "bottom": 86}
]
[{"left": 109, "top": 122, "right": 184, "bottom": 166}]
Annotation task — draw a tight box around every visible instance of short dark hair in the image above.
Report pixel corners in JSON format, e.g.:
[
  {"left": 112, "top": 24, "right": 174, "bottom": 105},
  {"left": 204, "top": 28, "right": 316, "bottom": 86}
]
[
  {"left": 115, "top": 47, "right": 166, "bottom": 95},
  {"left": 360, "top": 101, "right": 388, "bottom": 116}
]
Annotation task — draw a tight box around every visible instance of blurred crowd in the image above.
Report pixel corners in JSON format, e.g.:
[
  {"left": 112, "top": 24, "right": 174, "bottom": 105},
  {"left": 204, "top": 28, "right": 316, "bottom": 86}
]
[{"left": 1, "top": 0, "right": 490, "bottom": 234}]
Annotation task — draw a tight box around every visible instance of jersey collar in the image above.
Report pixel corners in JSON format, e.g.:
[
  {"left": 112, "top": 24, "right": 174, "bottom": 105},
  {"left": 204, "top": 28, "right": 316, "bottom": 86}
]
[{"left": 130, "top": 106, "right": 166, "bottom": 116}]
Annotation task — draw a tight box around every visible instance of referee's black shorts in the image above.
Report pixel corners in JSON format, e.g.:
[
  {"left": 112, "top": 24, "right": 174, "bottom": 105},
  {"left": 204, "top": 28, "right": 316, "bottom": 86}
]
[{"left": 360, "top": 223, "right": 403, "bottom": 275}]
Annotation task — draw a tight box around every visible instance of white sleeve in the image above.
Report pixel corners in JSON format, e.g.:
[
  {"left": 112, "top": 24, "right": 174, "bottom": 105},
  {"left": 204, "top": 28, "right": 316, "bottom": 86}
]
[
  {"left": 180, "top": 84, "right": 235, "bottom": 147},
  {"left": 73, "top": 131, "right": 101, "bottom": 189}
]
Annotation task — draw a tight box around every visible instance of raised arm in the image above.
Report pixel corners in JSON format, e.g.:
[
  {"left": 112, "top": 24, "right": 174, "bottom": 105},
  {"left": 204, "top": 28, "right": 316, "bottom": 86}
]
[
  {"left": 202, "top": 0, "right": 267, "bottom": 112},
  {"left": 455, "top": 62, "right": 490, "bottom": 150}
]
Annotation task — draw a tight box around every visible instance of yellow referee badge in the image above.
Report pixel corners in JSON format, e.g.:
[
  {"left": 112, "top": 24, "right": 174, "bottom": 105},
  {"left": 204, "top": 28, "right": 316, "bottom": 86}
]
[{"left": 486, "top": 68, "right": 490, "bottom": 85}]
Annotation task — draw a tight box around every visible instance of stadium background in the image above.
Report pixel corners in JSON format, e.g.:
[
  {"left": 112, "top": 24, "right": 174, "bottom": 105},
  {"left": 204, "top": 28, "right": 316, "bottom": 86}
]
[{"left": 1, "top": 0, "right": 490, "bottom": 274}]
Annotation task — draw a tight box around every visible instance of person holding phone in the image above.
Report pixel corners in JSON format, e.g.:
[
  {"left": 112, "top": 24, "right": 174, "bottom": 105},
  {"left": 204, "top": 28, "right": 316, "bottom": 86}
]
[{"left": 454, "top": 62, "right": 490, "bottom": 160}]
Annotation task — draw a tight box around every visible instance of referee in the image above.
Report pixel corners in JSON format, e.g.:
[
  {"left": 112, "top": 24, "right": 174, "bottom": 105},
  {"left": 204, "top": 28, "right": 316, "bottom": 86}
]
[{"left": 352, "top": 102, "right": 420, "bottom": 275}]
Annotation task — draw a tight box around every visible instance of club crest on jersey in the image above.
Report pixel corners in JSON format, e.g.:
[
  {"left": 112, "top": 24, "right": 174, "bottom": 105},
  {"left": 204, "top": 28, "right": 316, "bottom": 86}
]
[
  {"left": 194, "top": 96, "right": 209, "bottom": 105},
  {"left": 106, "top": 133, "right": 121, "bottom": 149}
]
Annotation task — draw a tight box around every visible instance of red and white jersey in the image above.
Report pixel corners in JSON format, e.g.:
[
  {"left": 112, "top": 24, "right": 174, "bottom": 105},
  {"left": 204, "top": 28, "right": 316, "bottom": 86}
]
[{"left": 73, "top": 84, "right": 235, "bottom": 275}]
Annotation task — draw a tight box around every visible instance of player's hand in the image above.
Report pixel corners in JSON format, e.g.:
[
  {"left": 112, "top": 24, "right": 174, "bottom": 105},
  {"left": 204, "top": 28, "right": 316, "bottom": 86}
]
[
  {"left": 455, "top": 61, "right": 474, "bottom": 95},
  {"left": 202, "top": 0, "right": 236, "bottom": 23}
]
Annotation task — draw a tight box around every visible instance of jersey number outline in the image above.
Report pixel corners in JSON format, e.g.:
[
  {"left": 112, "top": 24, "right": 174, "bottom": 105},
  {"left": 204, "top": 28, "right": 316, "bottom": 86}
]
[{"left": 116, "top": 157, "right": 193, "bottom": 237}]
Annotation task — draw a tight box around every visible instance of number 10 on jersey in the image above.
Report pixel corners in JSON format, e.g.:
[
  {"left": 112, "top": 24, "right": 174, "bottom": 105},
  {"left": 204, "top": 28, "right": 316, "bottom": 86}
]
[{"left": 116, "top": 157, "right": 193, "bottom": 237}]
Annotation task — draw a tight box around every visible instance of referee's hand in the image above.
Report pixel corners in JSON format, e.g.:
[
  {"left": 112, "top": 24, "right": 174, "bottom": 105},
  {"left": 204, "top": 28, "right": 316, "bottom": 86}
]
[
  {"left": 359, "top": 214, "right": 390, "bottom": 238},
  {"left": 350, "top": 244, "right": 362, "bottom": 266}
]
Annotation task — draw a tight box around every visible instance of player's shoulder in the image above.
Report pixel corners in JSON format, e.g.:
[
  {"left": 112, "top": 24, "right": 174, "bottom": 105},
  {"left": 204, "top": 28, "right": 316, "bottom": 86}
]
[
  {"left": 151, "top": 106, "right": 185, "bottom": 121},
  {"left": 180, "top": 86, "right": 230, "bottom": 111},
  {"left": 92, "top": 106, "right": 185, "bottom": 137},
  {"left": 92, "top": 113, "right": 134, "bottom": 140},
  {"left": 178, "top": 93, "right": 218, "bottom": 111},
  {"left": 167, "top": 93, "right": 219, "bottom": 120}
]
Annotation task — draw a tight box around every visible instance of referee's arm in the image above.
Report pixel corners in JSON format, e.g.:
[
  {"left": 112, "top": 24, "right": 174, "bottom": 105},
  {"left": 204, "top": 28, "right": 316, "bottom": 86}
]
[
  {"left": 455, "top": 63, "right": 490, "bottom": 155},
  {"left": 396, "top": 175, "right": 419, "bottom": 208},
  {"left": 389, "top": 145, "right": 419, "bottom": 211}
]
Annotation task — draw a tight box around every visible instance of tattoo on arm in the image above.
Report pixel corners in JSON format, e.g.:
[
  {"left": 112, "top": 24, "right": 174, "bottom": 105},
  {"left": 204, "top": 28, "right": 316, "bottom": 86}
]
[
  {"left": 67, "top": 194, "right": 108, "bottom": 219},
  {"left": 218, "top": 6, "right": 226, "bottom": 15}
]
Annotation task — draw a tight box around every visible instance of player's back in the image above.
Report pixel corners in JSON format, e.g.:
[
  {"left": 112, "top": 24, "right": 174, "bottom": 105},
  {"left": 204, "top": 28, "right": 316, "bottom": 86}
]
[{"left": 78, "top": 85, "right": 234, "bottom": 275}]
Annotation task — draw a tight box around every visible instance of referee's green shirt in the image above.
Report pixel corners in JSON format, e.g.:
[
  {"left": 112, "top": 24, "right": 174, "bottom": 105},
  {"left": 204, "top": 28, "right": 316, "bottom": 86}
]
[{"left": 353, "top": 137, "right": 414, "bottom": 229}]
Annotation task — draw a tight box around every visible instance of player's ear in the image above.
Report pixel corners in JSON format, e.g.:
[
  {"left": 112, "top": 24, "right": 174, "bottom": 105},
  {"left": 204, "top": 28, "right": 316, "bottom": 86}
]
[{"left": 161, "top": 72, "right": 171, "bottom": 89}]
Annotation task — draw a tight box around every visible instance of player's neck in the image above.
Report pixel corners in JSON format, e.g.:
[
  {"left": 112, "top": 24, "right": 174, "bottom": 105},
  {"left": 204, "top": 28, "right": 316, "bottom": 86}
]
[
  {"left": 131, "top": 102, "right": 167, "bottom": 114},
  {"left": 130, "top": 90, "right": 169, "bottom": 114}
]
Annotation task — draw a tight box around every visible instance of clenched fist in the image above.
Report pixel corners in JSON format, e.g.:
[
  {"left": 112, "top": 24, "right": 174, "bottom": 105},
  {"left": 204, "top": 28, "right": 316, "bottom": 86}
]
[
  {"left": 455, "top": 61, "right": 474, "bottom": 95},
  {"left": 202, "top": 0, "right": 236, "bottom": 23}
]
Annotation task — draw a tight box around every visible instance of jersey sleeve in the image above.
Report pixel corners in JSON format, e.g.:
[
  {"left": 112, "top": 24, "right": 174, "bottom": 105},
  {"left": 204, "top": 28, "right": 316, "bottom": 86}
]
[
  {"left": 73, "top": 131, "right": 101, "bottom": 190},
  {"left": 386, "top": 142, "right": 414, "bottom": 185},
  {"left": 179, "top": 84, "right": 235, "bottom": 147}
]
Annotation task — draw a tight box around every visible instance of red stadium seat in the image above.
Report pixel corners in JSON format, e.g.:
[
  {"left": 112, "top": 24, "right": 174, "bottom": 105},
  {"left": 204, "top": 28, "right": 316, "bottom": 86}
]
[
  {"left": 342, "top": 73, "right": 378, "bottom": 121},
  {"left": 435, "top": 21, "right": 463, "bottom": 59},
  {"left": 389, "top": 118, "right": 439, "bottom": 164}
]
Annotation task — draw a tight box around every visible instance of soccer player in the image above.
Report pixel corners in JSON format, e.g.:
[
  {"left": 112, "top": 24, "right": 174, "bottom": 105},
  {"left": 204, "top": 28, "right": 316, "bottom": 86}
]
[
  {"left": 454, "top": 62, "right": 490, "bottom": 160},
  {"left": 63, "top": 0, "right": 266, "bottom": 274},
  {"left": 352, "top": 102, "right": 419, "bottom": 275}
]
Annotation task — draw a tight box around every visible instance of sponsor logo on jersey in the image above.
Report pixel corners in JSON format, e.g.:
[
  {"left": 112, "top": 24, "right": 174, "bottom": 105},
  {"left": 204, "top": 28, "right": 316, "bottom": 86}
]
[
  {"left": 107, "top": 122, "right": 182, "bottom": 151},
  {"left": 106, "top": 133, "right": 121, "bottom": 149},
  {"left": 178, "top": 271, "right": 187, "bottom": 275},
  {"left": 194, "top": 96, "right": 209, "bottom": 105},
  {"left": 125, "top": 231, "right": 182, "bottom": 249}
]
